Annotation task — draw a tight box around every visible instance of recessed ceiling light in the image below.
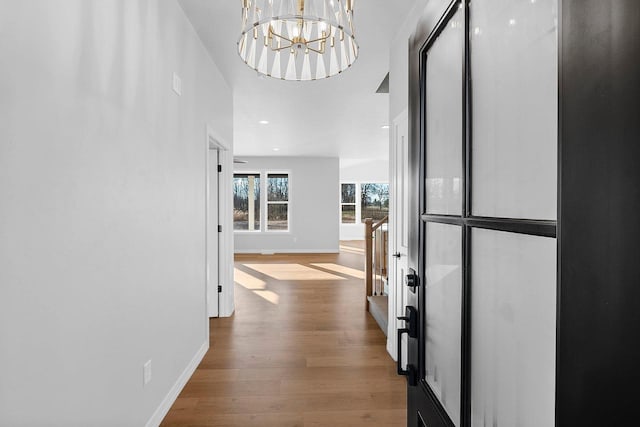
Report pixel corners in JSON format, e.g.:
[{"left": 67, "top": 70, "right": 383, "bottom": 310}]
[
  {"left": 259, "top": 120, "right": 269, "bottom": 125},
  {"left": 272, "top": 148, "right": 280, "bottom": 152},
  {"left": 381, "top": 125, "right": 390, "bottom": 129}
]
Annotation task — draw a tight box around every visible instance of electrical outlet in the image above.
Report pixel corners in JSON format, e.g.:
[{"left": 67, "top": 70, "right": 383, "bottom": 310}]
[
  {"left": 143, "top": 360, "right": 152, "bottom": 386},
  {"left": 172, "top": 72, "right": 182, "bottom": 96}
]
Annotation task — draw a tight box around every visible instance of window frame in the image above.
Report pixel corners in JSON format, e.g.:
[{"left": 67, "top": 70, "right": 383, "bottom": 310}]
[
  {"left": 339, "top": 181, "right": 390, "bottom": 225},
  {"left": 340, "top": 182, "right": 358, "bottom": 224},
  {"left": 232, "top": 171, "right": 262, "bottom": 233},
  {"left": 359, "top": 182, "right": 390, "bottom": 223},
  {"left": 233, "top": 170, "right": 291, "bottom": 233},
  {"left": 265, "top": 171, "right": 291, "bottom": 233}
]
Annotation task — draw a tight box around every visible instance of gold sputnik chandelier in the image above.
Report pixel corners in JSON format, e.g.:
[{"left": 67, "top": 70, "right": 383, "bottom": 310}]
[{"left": 238, "top": 0, "right": 358, "bottom": 81}]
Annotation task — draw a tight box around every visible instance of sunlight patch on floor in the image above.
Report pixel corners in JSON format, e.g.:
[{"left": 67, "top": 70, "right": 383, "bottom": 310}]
[
  {"left": 234, "top": 267, "right": 266, "bottom": 290},
  {"left": 311, "top": 263, "right": 365, "bottom": 279},
  {"left": 339, "top": 245, "right": 365, "bottom": 255},
  {"left": 234, "top": 268, "right": 280, "bottom": 304},
  {"left": 243, "top": 263, "right": 347, "bottom": 281},
  {"left": 253, "top": 290, "right": 280, "bottom": 305}
]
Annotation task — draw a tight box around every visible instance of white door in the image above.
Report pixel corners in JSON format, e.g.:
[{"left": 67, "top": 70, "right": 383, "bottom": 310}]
[
  {"left": 388, "top": 109, "right": 409, "bottom": 360},
  {"left": 207, "top": 148, "right": 220, "bottom": 317}
]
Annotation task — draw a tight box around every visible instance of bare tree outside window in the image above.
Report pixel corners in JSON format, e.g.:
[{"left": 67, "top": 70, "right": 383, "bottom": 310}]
[
  {"left": 341, "top": 183, "right": 356, "bottom": 223},
  {"left": 361, "top": 183, "right": 389, "bottom": 221},
  {"left": 267, "top": 174, "right": 289, "bottom": 231},
  {"left": 233, "top": 174, "right": 260, "bottom": 230}
]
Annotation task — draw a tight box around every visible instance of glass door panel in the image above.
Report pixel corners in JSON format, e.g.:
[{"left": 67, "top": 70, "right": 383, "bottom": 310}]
[
  {"left": 470, "top": 229, "right": 556, "bottom": 427},
  {"left": 408, "top": 2, "right": 559, "bottom": 426},
  {"left": 425, "top": 8, "right": 464, "bottom": 215},
  {"left": 470, "top": 0, "right": 558, "bottom": 220},
  {"left": 424, "top": 222, "right": 462, "bottom": 426}
]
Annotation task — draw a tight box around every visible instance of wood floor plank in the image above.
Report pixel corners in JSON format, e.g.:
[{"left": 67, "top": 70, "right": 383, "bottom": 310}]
[
  {"left": 304, "top": 409, "right": 406, "bottom": 427},
  {"left": 161, "top": 248, "right": 407, "bottom": 426}
]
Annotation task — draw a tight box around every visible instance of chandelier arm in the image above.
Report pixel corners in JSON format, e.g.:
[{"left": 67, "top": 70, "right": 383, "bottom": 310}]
[
  {"left": 306, "top": 46, "right": 325, "bottom": 55},
  {"left": 305, "top": 33, "right": 332, "bottom": 44},
  {"left": 269, "top": 28, "right": 295, "bottom": 45},
  {"left": 272, "top": 43, "right": 294, "bottom": 51}
]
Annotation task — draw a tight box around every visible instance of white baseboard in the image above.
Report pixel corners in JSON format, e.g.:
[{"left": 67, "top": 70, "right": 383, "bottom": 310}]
[
  {"left": 145, "top": 340, "right": 209, "bottom": 427},
  {"left": 218, "top": 306, "right": 235, "bottom": 318},
  {"left": 234, "top": 248, "right": 339, "bottom": 254}
]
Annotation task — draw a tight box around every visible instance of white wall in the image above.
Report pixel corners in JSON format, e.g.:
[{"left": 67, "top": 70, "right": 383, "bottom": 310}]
[
  {"left": 339, "top": 158, "right": 389, "bottom": 240},
  {"left": 234, "top": 157, "right": 339, "bottom": 253},
  {"left": 0, "top": 1, "right": 232, "bottom": 426},
  {"left": 340, "top": 158, "right": 389, "bottom": 183},
  {"left": 390, "top": 0, "right": 430, "bottom": 121}
]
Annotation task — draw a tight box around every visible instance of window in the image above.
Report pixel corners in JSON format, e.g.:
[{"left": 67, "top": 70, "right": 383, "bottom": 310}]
[
  {"left": 234, "top": 171, "right": 289, "bottom": 232},
  {"left": 267, "top": 173, "right": 289, "bottom": 231},
  {"left": 339, "top": 182, "right": 389, "bottom": 224},
  {"left": 361, "top": 183, "right": 389, "bottom": 221},
  {"left": 233, "top": 173, "right": 260, "bottom": 231},
  {"left": 341, "top": 183, "right": 356, "bottom": 223}
]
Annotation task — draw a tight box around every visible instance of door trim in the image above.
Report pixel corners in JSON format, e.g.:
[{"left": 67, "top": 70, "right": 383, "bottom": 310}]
[
  {"left": 206, "top": 126, "right": 235, "bottom": 319},
  {"left": 388, "top": 108, "right": 409, "bottom": 360}
]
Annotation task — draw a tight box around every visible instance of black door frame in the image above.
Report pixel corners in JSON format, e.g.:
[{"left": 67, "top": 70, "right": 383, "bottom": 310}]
[
  {"left": 557, "top": 1, "right": 640, "bottom": 425},
  {"left": 407, "top": 1, "right": 558, "bottom": 425}
]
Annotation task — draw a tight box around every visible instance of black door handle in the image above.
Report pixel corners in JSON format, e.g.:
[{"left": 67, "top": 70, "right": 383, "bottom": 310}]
[
  {"left": 397, "top": 328, "right": 418, "bottom": 386},
  {"left": 397, "top": 306, "right": 418, "bottom": 338},
  {"left": 392, "top": 252, "right": 401, "bottom": 258},
  {"left": 397, "top": 306, "right": 418, "bottom": 386}
]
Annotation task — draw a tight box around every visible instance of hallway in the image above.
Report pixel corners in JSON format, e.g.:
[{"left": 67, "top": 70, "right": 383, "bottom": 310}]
[{"left": 161, "top": 243, "right": 406, "bottom": 426}]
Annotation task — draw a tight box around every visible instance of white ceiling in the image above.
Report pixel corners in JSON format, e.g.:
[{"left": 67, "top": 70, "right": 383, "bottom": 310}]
[{"left": 178, "top": 0, "right": 416, "bottom": 159}]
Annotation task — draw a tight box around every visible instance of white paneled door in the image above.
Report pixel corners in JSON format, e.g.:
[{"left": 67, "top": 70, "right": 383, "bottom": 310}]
[
  {"left": 207, "top": 148, "right": 220, "bottom": 318},
  {"left": 390, "top": 109, "right": 410, "bottom": 363}
]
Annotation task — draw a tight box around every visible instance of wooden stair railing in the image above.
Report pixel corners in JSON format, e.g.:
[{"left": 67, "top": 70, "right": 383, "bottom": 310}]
[{"left": 364, "top": 216, "right": 388, "bottom": 310}]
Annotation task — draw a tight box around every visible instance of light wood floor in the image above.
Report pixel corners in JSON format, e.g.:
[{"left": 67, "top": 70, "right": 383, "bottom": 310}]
[{"left": 161, "top": 242, "right": 406, "bottom": 427}]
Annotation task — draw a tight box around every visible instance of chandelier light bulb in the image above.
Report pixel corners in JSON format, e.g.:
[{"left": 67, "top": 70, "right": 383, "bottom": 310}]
[{"left": 238, "top": 0, "right": 359, "bottom": 81}]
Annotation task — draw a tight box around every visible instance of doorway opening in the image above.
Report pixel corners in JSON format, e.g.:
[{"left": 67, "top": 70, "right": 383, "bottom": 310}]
[{"left": 206, "top": 128, "right": 233, "bottom": 320}]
